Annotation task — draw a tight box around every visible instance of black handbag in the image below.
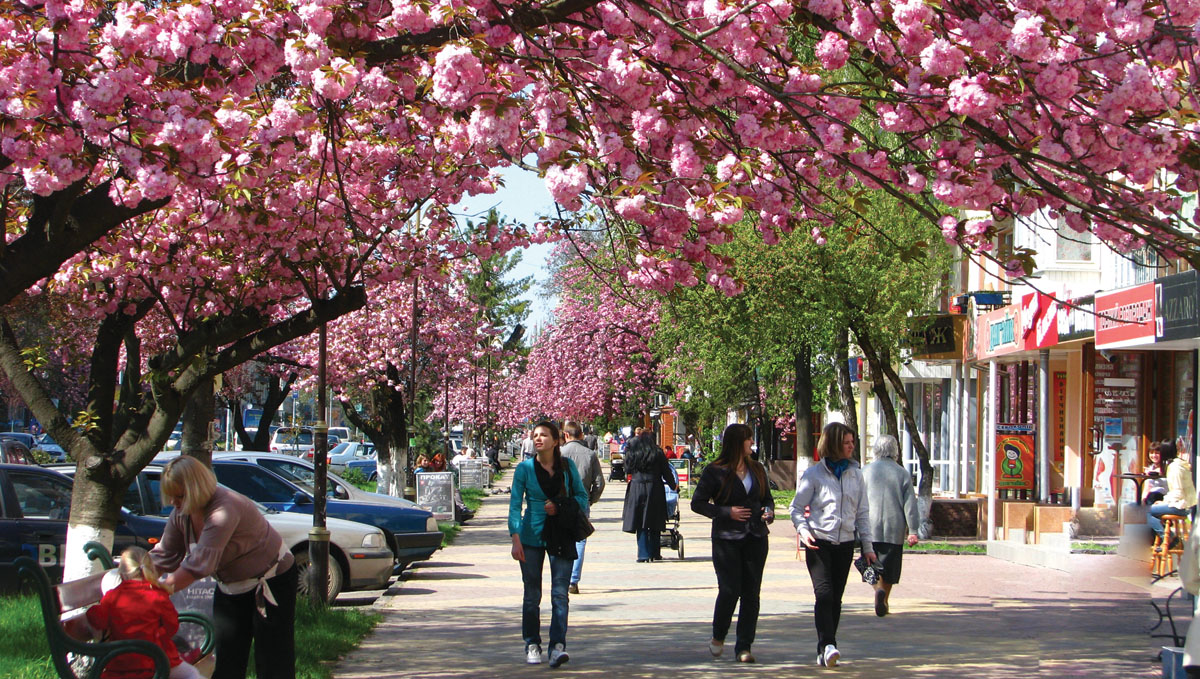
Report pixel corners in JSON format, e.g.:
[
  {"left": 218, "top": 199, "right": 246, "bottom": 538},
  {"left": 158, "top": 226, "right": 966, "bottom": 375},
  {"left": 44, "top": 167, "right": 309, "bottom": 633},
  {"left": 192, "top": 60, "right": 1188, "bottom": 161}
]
[{"left": 568, "top": 465, "right": 595, "bottom": 541}]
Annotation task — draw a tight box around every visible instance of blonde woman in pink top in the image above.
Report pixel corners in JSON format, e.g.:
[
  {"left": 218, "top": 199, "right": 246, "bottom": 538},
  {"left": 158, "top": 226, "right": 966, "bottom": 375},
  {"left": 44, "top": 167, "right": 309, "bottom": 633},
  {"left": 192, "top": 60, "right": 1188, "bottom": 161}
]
[{"left": 151, "top": 456, "right": 297, "bottom": 679}]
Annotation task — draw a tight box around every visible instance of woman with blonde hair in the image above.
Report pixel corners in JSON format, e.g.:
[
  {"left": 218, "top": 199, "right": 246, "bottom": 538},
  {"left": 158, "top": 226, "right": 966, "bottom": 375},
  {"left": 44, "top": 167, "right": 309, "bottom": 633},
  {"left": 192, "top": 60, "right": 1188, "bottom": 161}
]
[
  {"left": 151, "top": 455, "right": 297, "bottom": 679},
  {"left": 790, "top": 422, "right": 875, "bottom": 668}
]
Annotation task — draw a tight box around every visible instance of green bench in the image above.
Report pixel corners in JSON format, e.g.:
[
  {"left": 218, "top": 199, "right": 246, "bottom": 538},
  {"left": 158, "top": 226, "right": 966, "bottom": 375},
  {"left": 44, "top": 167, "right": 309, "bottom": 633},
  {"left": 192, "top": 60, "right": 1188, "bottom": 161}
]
[{"left": 18, "top": 543, "right": 215, "bottom": 679}]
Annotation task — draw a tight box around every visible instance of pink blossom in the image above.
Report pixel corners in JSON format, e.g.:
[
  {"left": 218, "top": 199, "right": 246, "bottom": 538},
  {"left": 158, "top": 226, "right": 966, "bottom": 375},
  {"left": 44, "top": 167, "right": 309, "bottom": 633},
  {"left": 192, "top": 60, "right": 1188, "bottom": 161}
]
[
  {"left": 920, "top": 39, "right": 966, "bottom": 77},
  {"left": 815, "top": 32, "right": 850, "bottom": 70},
  {"left": 947, "top": 73, "right": 1000, "bottom": 118}
]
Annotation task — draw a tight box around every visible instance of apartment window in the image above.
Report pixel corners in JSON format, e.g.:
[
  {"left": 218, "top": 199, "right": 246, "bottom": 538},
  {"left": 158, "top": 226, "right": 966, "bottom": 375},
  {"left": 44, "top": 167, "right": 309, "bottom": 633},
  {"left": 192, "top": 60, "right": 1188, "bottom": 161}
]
[{"left": 1055, "top": 219, "right": 1093, "bottom": 262}]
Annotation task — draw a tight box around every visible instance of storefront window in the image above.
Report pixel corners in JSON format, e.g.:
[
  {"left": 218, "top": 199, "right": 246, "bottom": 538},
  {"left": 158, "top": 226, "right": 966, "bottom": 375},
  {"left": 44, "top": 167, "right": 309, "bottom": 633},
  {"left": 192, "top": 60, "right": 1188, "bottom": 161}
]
[
  {"left": 1093, "top": 352, "right": 1143, "bottom": 505},
  {"left": 1174, "top": 352, "right": 1195, "bottom": 461}
]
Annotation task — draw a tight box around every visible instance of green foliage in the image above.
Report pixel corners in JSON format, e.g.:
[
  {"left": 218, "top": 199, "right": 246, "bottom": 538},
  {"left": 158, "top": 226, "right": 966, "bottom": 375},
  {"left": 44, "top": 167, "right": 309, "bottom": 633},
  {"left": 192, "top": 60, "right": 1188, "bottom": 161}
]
[
  {"left": 438, "top": 520, "right": 462, "bottom": 547},
  {"left": 459, "top": 487, "right": 485, "bottom": 512},
  {"left": 340, "top": 467, "right": 373, "bottom": 492}
]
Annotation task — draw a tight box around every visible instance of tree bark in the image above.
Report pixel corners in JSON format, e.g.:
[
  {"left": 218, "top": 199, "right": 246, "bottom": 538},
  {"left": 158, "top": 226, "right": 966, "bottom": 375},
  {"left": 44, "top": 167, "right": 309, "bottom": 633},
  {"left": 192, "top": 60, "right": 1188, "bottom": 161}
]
[
  {"left": 853, "top": 324, "right": 899, "bottom": 438},
  {"left": 793, "top": 344, "right": 814, "bottom": 478},
  {"left": 874, "top": 351, "right": 936, "bottom": 538},
  {"left": 181, "top": 376, "right": 215, "bottom": 466},
  {"left": 834, "top": 328, "right": 859, "bottom": 459},
  {"left": 233, "top": 372, "right": 296, "bottom": 451}
]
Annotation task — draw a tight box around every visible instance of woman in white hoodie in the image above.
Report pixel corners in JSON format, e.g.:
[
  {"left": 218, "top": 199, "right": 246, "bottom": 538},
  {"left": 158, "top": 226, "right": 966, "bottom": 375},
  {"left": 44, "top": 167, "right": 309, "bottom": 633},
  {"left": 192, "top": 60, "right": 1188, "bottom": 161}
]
[{"left": 790, "top": 422, "right": 875, "bottom": 669}]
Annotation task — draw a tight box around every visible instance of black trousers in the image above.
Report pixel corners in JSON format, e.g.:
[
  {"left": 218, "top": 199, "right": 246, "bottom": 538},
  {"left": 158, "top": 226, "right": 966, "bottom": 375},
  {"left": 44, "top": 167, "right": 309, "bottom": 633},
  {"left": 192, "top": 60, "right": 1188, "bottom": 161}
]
[
  {"left": 804, "top": 540, "right": 855, "bottom": 656},
  {"left": 212, "top": 564, "right": 298, "bottom": 679},
  {"left": 711, "top": 533, "right": 768, "bottom": 654}
]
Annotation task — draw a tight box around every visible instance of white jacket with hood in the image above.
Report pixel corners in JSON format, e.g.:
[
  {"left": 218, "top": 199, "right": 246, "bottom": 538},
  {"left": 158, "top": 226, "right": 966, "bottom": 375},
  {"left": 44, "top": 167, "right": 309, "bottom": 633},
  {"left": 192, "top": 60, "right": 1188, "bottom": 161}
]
[{"left": 790, "top": 457, "right": 875, "bottom": 555}]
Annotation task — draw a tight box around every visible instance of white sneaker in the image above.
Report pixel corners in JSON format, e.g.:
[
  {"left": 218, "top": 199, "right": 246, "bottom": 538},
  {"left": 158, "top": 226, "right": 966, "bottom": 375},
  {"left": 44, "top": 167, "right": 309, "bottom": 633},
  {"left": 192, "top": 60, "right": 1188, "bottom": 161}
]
[
  {"left": 822, "top": 644, "right": 840, "bottom": 667},
  {"left": 548, "top": 643, "right": 570, "bottom": 668},
  {"left": 525, "top": 644, "right": 543, "bottom": 664}
]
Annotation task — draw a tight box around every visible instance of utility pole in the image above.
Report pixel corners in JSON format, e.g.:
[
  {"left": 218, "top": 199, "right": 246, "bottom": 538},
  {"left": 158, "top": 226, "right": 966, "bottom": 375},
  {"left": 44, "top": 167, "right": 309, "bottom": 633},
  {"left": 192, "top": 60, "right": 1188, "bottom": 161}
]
[{"left": 309, "top": 323, "right": 331, "bottom": 606}]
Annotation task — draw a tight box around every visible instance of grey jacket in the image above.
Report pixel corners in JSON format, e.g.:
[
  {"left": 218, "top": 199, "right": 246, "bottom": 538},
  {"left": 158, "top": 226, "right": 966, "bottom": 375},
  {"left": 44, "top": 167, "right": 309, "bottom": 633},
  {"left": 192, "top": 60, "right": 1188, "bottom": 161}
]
[
  {"left": 562, "top": 440, "right": 606, "bottom": 509},
  {"left": 790, "top": 458, "right": 874, "bottom": 555},
  {"left": 862, "top": 458, "right": 920, "bottom": 545}
]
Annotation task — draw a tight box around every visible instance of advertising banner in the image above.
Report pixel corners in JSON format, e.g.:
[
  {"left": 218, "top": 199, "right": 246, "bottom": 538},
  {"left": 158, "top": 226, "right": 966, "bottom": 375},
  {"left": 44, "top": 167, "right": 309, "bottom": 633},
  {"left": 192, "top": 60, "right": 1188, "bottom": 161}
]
[
  {"left": 1095, "top": 283, "right": 1156, "bottom": 349},
  {"left": 1021, "top": 292, "right": 1060, "bottom": 349},
  {"left": 995, "top": 424, "right": 1036, "bottom": 491},
  {"left": 975, "top": 305, "right": 1023, "bottom": 359},
  {"left": 1056, "top": 295, "right": 1095, "bottom": 344},
  {"left": 1156, "top": 269, "right": 1199, "bottom": 342}
]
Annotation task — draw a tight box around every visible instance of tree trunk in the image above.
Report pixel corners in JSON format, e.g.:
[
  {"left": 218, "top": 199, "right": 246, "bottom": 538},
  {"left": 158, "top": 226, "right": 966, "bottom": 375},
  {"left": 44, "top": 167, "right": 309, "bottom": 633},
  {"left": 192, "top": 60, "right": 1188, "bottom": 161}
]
[
  {"left": 181, "top": 376, "right": 215, "bottom": 466},
  {"left": 853, "top": 324, "right": 899, "bottom": 438},
  {"left": 834, "top": 328, "right": 859, "bottom": 459},
  {"left": 234, "top": 372, "right": 295, "bottom": 451},
  {"left": 793, "top": 344, "right": 814, "bottom": 481}
]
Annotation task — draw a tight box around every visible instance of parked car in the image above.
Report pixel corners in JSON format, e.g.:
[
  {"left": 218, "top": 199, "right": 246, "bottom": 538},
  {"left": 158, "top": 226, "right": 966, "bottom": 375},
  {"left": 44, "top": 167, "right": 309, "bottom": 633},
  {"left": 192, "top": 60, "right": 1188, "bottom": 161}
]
[
  {"left": 207, "top": 461, "right": 441, "bottom": 570},
  {"left": 33, "top": 434, "right": 67, "bottom": 463},
  {"left": 56, "top": 465, "right": 394, "bottom": 598},
  {"left": 0, "top": 432, "right": 36, "bottom": 450},
  {"left": 345, "top": 456, "right": 378, "bottom": 482},
  {"left": 270, "top": 427, "right": 315, "bottom": 456},
  {"left": 328, "top": 427, "right": 352, "bottom": 444},
  {"left": 312, "top": 441, "right": 375, "bottom": 473},
  {"left": 0, "top": 464, "right": 167, "bottom": 590},
  {"left": 0, "top": 439, "right": 36, "bottom": 466},
  {"left": 208, "top": 451, "right": 415, "bottom": 507}
]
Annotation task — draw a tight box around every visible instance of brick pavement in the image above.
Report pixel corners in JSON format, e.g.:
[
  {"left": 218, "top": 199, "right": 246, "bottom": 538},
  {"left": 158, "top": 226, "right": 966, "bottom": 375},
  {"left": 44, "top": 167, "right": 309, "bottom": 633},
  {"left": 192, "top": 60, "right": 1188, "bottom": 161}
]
[{"left": 333, "top": 470, "right": 1170, "bottom": 678}]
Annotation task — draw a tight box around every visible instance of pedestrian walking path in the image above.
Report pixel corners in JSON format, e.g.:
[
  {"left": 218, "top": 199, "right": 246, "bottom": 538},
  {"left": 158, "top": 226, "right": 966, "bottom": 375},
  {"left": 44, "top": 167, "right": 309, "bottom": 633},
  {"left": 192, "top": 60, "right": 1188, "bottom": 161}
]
[{"left": 334, "top": 470, "right": 1165, "bottom": 678}]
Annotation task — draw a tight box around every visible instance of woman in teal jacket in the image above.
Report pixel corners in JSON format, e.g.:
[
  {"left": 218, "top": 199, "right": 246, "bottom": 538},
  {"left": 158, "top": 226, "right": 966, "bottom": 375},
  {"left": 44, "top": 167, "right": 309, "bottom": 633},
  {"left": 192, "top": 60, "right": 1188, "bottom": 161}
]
[{"left": 509, "top": 420, "right": 589, "bottom": 668}]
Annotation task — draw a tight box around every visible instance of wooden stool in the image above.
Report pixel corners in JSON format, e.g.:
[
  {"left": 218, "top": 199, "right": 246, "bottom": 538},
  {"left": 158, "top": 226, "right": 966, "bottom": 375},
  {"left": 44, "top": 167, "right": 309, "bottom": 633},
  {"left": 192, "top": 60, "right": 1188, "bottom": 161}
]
[{"left": 1151, "top": 514, "right": 1191, "bottom": 577}]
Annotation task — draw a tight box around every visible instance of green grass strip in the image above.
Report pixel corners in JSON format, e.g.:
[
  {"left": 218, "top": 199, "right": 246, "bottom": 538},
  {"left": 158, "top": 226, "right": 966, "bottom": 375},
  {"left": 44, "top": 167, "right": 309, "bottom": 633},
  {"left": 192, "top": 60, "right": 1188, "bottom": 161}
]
[{"left": 1, "top": 594, "right": 379, "bottom": 679}]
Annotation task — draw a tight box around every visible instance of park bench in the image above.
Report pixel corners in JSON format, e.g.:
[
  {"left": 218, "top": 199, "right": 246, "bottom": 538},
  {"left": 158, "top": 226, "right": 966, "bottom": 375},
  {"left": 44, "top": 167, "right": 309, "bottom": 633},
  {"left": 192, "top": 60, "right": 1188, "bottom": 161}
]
[{"left": 18, "top": 543, "right": 215, "bottom": 679}]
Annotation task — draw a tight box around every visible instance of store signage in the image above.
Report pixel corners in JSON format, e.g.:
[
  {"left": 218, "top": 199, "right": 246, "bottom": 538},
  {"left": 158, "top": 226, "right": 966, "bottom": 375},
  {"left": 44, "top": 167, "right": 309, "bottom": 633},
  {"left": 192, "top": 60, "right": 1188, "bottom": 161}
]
[
  {"left": 995, "top": 424, "right": 1036, "bottom": 491},
  {"left": 1095, "top": 283, "right": 1156, "bottom": 349},
  {"left": 975, "top": 305, "right": 1023, "bottom": 359},
  {"left": 1021, "top": 292, "right": 1060, "bottom": 349},
  {"left": 910, "top": 315, "right": 963, "bottom": 359},
  {"left": 1056, "top": 295, "right": 1095, "bottom": 343},
  {"left": 1155, "top": 270, "right": 1199, "bottom": 342}
]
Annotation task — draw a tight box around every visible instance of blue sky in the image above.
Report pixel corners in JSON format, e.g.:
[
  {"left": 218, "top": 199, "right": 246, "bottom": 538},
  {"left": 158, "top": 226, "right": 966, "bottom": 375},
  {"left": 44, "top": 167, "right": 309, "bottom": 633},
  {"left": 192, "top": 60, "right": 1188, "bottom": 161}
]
[{"left": 453, "top": 165, "right": 557, "bottom": 333}]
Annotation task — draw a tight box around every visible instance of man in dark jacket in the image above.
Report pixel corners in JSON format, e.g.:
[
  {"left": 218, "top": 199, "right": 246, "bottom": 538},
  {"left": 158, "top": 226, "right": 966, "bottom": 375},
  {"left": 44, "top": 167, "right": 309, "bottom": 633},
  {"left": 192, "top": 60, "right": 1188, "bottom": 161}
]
[{"left": 562, "top": 421, "right": 605, "bottom": 593}]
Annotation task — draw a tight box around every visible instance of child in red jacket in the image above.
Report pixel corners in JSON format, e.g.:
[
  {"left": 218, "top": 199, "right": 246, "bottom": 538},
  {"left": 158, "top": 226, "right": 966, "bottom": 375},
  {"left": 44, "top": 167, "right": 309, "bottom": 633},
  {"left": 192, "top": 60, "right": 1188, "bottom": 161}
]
[{"left": 86, "top": 546, "right": 200, "bottom": 679}]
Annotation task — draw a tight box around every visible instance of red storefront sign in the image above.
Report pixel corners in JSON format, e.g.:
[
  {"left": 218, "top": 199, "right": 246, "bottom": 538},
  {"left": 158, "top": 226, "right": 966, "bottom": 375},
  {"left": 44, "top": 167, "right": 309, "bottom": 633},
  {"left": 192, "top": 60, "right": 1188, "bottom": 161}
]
[
  {"left": 1095, "top": 283, "right": 1156, "bottom": 349},
  {"left": 1021, "top": 292, "right": 1060, "bottom": 349}
]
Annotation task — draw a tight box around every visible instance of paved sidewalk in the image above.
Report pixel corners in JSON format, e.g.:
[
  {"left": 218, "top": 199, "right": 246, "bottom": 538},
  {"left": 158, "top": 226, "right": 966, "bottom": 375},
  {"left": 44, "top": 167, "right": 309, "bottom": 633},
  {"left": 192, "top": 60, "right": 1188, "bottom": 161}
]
[{"left": 334, "top": 471, "right": 1169, "bottom": 678}]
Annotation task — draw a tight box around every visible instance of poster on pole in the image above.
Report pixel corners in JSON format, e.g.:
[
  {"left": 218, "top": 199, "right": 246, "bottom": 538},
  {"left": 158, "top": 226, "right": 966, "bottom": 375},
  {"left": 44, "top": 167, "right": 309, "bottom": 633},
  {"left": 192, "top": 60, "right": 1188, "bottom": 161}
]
[
  {"left": 995, "top": 424, "right": 1035, "bottom": 491},
  {"left": 416, "top": 471, "right": 456, "bottom": 520},
  {"left": 171, "top": 577, "right": 216, "bottom": 656}
]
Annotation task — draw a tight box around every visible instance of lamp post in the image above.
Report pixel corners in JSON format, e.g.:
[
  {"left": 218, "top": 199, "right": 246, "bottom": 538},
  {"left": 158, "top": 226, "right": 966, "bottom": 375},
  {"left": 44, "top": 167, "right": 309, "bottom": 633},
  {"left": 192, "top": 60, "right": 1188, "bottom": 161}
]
[{"left": 309, "top": 323, "right": 331, "bottom": 606}]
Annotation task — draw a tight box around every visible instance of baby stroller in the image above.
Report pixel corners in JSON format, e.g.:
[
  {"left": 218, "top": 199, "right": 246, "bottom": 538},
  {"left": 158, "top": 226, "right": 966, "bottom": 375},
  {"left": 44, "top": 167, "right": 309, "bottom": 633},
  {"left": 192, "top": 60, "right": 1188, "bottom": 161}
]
[
  {"left": 658, "top": 467, "right": 684, "bottom": 559},
  {"left": 609, "top": 447, "right": 626, "bottom": 481}
]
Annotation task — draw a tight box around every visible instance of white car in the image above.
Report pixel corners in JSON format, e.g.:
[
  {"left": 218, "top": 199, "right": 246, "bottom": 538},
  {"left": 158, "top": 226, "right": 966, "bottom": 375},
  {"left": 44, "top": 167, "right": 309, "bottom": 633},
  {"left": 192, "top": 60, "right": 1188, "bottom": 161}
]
[
  {"left": 270, "top": 427, "right": 314, "bottom": 456},
  {"left": 55, "top": 465, "right": 394, "bottom": 599},
  {"left": 321, "top": 441, "right": 375, "bottom": 473},
  {"left": 328, "top": 427, "right": 352, "bottom": 444}
]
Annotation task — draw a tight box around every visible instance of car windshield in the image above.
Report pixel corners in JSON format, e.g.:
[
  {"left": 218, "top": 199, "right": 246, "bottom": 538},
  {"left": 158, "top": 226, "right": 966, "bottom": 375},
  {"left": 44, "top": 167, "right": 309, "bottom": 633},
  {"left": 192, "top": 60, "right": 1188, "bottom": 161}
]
[
  {"left": 276, "top": 430, "right": 314, "bottom": 445},
  {"left": 38, "top": 435, "right": 57, "bottom": 446},
  {"left": 330, "top": 442, "right": 351, "bottom": 455}
]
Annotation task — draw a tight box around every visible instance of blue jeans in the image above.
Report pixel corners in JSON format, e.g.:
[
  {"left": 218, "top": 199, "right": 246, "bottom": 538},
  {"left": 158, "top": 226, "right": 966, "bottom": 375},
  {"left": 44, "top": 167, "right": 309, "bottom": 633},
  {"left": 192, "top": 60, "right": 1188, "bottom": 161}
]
[
  {"left": 636, "top": 529, "right": 659, "bottom": 561},
  {"left": 519, "top": 543, "right": 571, "bottom": 647},
  {"left": 1149, "top": 504, "right": 1189, "bottom": 537},
  {"left": 570, "top": 539, "right": 587, "bottom": 585}
]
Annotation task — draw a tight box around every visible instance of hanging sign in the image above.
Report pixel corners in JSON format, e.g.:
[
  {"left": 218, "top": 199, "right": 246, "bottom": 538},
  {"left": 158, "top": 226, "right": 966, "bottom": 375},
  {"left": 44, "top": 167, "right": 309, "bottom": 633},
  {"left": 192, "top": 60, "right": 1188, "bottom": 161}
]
[{"left": 1095, "top": 283, "right": 1156, "bottom": 349}]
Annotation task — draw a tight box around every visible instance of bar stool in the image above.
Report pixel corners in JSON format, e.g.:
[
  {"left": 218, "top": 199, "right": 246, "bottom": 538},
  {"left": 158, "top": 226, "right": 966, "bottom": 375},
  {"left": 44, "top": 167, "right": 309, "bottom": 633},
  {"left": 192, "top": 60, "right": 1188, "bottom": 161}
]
[{"left": 1151, "top": 514, "right": 1191, "bottom": 577}]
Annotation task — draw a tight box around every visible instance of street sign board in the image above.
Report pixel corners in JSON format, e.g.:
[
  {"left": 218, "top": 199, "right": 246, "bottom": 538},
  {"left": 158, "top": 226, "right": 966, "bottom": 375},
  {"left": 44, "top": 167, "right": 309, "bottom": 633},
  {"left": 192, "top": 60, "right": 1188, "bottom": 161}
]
[
  {"left": 457, "top": 460, "right": 488, "bottom": 489},
  {"left": 416, "top": 471, "right": 456, "bottom": 521}
]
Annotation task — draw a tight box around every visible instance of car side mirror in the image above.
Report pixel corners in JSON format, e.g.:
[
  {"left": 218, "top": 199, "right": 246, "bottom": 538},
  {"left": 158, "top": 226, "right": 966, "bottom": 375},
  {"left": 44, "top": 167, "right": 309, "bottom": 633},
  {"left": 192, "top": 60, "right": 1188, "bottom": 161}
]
[{"left": 292, "top": 491, "right": 312, "bottom": 506}]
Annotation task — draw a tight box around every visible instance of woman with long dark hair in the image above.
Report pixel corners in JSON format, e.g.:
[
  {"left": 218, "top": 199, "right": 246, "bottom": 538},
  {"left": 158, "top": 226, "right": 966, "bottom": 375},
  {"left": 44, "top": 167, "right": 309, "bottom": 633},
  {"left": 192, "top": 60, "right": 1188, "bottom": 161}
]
[
  {"left": 1149, "top": 440, "right": 1196, "bottom": 539},
  {"left": 621, "top": 433, "right": 678, "bottom": 562},
  {"left": 691, "top": 423, "right": 775, "bottom": 663},
  {"left": 508, "top": 420, "right": 589, "bottom": 668},
  {"left": 790, "top": 422, "right": 875, "bottom": 668}
]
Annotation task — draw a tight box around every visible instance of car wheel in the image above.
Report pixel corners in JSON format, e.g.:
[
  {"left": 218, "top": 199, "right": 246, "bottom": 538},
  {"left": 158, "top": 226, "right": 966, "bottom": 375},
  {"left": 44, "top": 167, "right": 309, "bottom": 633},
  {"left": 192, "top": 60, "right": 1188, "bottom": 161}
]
[{"left": 293, "top": 547, "right": 344, "bottom": 600}]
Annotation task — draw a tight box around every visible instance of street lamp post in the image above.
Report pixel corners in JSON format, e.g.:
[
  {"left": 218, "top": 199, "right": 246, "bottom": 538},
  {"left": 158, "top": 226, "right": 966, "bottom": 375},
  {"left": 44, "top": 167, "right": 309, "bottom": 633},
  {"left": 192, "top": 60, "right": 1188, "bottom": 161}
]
[{"left": 309, "top": 323, "right": 331, "bottom": 607}]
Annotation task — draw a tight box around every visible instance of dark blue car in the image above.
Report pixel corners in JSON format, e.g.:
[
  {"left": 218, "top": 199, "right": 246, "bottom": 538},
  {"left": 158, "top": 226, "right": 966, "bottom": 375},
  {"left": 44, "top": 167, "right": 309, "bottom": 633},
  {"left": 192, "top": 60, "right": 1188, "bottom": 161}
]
[
  {"left": 210, "top": 461, "right": 441, "bottom": 569},
  {"left": 0, "top": 464, "right": 166, "bottom": 590}
]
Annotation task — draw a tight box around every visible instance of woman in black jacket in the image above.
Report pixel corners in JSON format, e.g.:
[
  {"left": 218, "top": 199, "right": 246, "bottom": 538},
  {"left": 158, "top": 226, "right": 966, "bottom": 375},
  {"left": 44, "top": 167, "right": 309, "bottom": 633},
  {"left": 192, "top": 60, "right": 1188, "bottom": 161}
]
[
  {"left": 621, "top": 434, "right": 678, "bottom": 562},
  {"left": 691, "top": 423, "right": 775, "bottom": 663}
]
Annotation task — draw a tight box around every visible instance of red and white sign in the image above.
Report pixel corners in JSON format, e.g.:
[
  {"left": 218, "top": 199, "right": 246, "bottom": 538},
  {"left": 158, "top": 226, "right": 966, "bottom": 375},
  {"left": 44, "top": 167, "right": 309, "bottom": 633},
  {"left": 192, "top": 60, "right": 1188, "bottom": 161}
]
[
  {"left": 1021, "top": 292, "right": 1060, "bottom": 350},
  {"left": 1095, "top": 283, "right": 1156, "bottom": 349}
]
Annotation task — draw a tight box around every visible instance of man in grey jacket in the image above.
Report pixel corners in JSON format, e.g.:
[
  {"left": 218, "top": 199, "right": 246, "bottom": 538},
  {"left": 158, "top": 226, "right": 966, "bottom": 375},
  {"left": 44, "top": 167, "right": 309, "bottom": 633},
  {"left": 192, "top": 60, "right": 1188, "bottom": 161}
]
[
  {"left": 562, "top": 421, "right": 606, "bottom": 594},
  {"left": 862, "top": 435, "right": 919, "bottom": 617}
]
